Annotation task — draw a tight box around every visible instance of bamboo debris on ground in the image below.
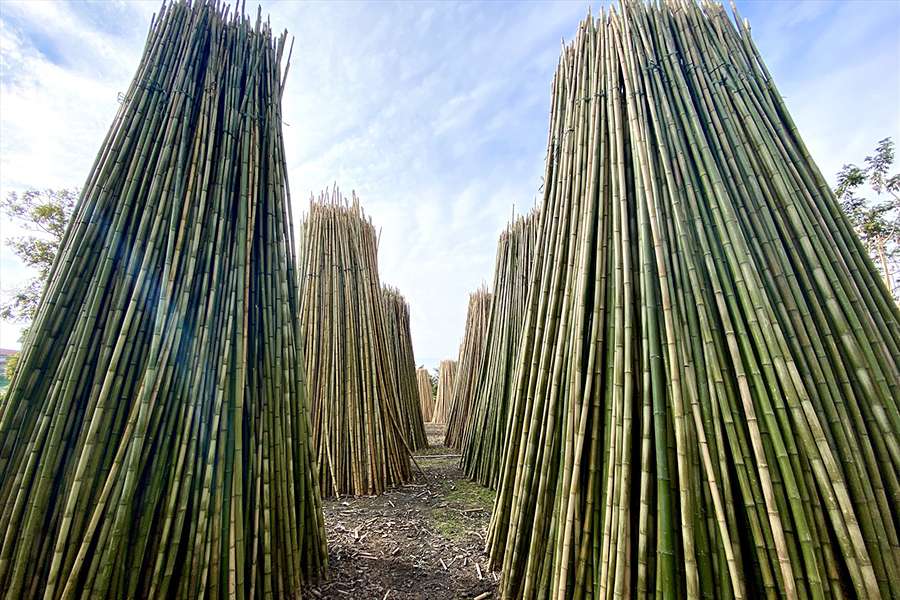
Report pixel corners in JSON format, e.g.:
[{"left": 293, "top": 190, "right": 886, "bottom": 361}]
[
  {"left": 417, "top": 368, "right": 435, "bottom": 423},
  {"left": 444, "top": 288, "right": 493, "bottom": 449},
  {"left": 299, "top": 189, "right": 412, "bottom": 497},
  {"left": 383, "top": 286, "right": 429, "bottom": 450},
  {"left": 460, "top": 212, "right": 538, "bottom": 488},
  {"left": 487, "top": 2, "right": 900, "bottom": 599},
  {"left": 431, "top": 360, "right": 457, "bottom": 424},
  {"left": 0, "top": 2, "right": 327, "bottom": 597}
]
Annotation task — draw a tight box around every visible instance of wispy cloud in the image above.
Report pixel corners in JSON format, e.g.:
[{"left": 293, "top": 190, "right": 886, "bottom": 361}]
[{"left": 1, "top": 0, "right": 898, "bottom": 364}]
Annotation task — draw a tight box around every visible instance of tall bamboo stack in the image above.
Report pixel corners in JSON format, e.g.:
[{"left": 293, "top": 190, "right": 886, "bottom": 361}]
[
  {"left": 431, "top": 360, "right": 457, "bottom": 425},
  {"left": 383, "top": 286, "right": 429, "bottom": 450},
  {"left": 298, "top": 190, "right": 412, "bottom": 497},
  {"left": 417, "top": 368, "right": 435, "bottom": 423},
  {"left": 0, "top": 2, "right": 327, "bottom": 597},
  {"left": 444, "top": 288, "right": 493, "bottom": 449},
  {"left": 487, "top": 3, "right": 900, "bottom": 599},
  {"left": 460, "top": 212, "right": 538, "bottom": 487}
]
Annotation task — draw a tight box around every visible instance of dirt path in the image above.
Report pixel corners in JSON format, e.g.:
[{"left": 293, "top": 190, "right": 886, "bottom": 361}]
[{"left": 308, "top": 424, "right": 499, "bottom": 600}]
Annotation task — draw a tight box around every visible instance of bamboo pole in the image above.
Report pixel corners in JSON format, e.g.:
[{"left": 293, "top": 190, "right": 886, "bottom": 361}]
[
  {"left": 383, "top": 286, "right": 429, "bottom": 451},
  {"left": 0, "top": 2, "right": 327, "bottom": 597},
  {"left": 417, "top": 368, "right": 435, "bottom": 423},
  {"left": 298, "top": 188, "right": 412, "bottom": 497},
  {"left": 485, "top": 3, "right": 900, "bottom": 599},
  {"left": 445, "top": 288, "right": 493, "bottom": 449},
  {"left": 431, "top": 360, "right": 457, "bottom": 425},
  {"left": 460, "top": 211, "right": 538, "bottom": 488}
]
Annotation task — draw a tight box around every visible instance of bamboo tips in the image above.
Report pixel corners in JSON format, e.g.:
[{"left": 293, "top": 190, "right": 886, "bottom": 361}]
[
  {"left": 444, "top": 288, "right": 493, "bottom": 449},
  {"left": 417, "top": 368, "right": 435, "bottom": 423},
  {"left": 299, "top": 188, "right": 412, "bottom": 496},
  {"left": 0, "top": 2, "right": 327, "bottom": 597},
  {"left": 431, "top": 360, "right": 457, "bottom": 425},
  {"left": 383, "top": 286, "right": 429, "bottom": 450},
  {"left": 487, "top": 3, "right": 900, "bottom": 599},
  {"left": 460, "top": 212, "right": 537, "bottom": 487}
]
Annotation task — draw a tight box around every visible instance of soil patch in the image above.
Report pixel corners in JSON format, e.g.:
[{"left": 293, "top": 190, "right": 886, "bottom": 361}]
[{"left": 308, "top": 424, "right": 498, "bottom": 599}]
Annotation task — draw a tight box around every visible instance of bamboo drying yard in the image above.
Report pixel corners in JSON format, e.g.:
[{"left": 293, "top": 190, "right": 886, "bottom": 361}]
[
  {"left": 431, "top": 359, "right": 457, "bottom": 425},
  {"left": 444, "top": 288, "right": 493, "bottom": 450},
  {"left": 0, "top": 2, "right": 327, "bottom": 597},
  {"left": 299, "top": 191, "right": 412, "bottom": 497},
  {"left": 0, "top": 0, "right": 898, "bottom": 599}
]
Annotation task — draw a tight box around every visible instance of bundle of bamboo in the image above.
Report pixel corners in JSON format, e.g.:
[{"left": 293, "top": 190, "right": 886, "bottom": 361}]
[
  {"left": 417, "top": 368, "right": 435, "bottom": 423},
  {"left": 0, "top": 2, "right": 327, "bottom": 597},
  {"left": 487, "top": 3, "right": 900, "bottom": 599},
  {"left": 460, "top": 212, "right": 537, "bottom": 487},
  {"left": 383, "top": 286, "right": 429, "bottom": 451},
  {"left": 431, "top": 360, "right": 457, "bottom": 425},
  {"left": 445, "top": 288, "right": 493, "bottom": 449},
  {"left": 299, "top": 189, "right": 411, "bottom": 497}
]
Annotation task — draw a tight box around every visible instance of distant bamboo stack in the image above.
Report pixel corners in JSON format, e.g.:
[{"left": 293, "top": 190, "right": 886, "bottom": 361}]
[
  {"left": 417, "top": 368, "right": 435, "bottom": 422},
  {"left": 487, "top": 3, "right": 900, "bottom": 599},
  {"left": 0, "top": 2, "right": 327, "bottom": 597},
  {"left": 383, "top": 286, "right": 428, "bottom": 450},
  {"left": 299, "top": 189, "right": 411, "bottom": 496},
  {"left": 460, "top": 212, "right": 537, "bottom": 487},
  {"left": 444, "top": 288, "right": 492, "bottom": 449},
  {"left": 431, "top": 360, "right": 457, "bottom": 425}
]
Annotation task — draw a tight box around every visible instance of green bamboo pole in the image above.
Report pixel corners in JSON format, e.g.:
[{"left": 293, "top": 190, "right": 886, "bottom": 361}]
[
  {"left": 485, "top": 2, "right": 900, "bottom": 598},
  {"left": 0, "top": 2, "right": 326, "bottom": 597},
  {"left": 460, "top": 211, "right": 538, "bottom": 487}
]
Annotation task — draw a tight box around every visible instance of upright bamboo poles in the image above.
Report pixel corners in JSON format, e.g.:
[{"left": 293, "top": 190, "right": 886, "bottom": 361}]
[
  {"left": 383, "top": 286, "right": 429, "bottom": 451},
  {"left": 298, "top": 189, "right": 412, "bottom": 497},
  {"left": 445, "top": 288, "right": 493, "bottom": 449},
  {"left": 0, "top": 2, "right": 327, "bottom": 597},
  {"left": 487, "top": 3, "right": 900, "bottom": 599},
  {"left": 417, "top": 368, "right": 435, "bottom": 423},
  {"left": 460, "top": 212, "right": 538, "bottom": 487},
  {"left": 431, "top": 360, "right": 457, "bottom": 425}
]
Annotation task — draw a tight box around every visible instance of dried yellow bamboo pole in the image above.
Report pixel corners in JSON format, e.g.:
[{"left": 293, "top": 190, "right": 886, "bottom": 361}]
[{"left": 298, "top": 188, "right": 412, "bottom": 497}]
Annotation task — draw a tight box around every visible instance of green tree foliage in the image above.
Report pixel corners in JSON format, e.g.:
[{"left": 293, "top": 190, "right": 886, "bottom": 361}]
[
  {"left": 4, "top": 352, "right": 18, "bottom": 382},
  {"left": 0, "top": 189, "right": 77, "bottom": 321},
  {"left": 835, "top": 138, "right": 900, "bottom": 299}
]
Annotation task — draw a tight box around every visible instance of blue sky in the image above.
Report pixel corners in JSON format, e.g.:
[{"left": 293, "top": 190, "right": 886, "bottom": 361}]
[{"left": 0, "top": 0, "right": 898, "bottom": 367}]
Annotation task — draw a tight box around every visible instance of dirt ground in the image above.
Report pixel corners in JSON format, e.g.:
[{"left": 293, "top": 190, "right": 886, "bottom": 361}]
[{"left": 307, "top": 423, "right": 499, "bottom": 600}]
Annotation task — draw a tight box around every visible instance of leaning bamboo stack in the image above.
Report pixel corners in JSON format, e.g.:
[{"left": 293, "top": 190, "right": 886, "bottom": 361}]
[
  {"left": 0, "top": 2, "right": 327, "bottom": 597},
  {"left": 487, "top": 3, "right": 900, "bottom": 599},
  {"left": 431, "top": 360, "right": 457, "bottom": 424},
  {"left": 445, "top": 288, "right": 493, "bottom": 449},
  {"left": 460, "top": 212, "right": 537, "bottom": 487},
  {"left": 299, "top": 190, "right": 411, "bottom": 497},
  {"left": 417, "top": 368, "right": 435, "bottom": 422},
  {"left": 383, "top": 286, "right": 429, "bottom": 450}
]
